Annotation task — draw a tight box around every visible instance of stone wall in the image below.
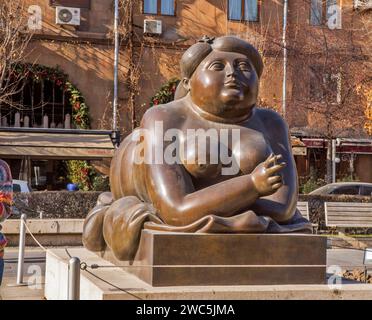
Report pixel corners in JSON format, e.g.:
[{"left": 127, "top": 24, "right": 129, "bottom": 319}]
[
  {"left": 298, "top": 194, "right": 372, "bottom": 233},
  {"left": 12, "top": 191, "right": 100, "bottom": 219}
]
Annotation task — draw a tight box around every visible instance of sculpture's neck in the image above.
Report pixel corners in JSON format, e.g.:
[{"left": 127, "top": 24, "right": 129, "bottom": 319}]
[{"left": 187, "top": 97, "right": 255, "bottom": 125}]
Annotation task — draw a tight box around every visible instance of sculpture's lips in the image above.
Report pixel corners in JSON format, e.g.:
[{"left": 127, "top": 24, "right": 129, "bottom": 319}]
[{"left": 224, "top": 81, "right": 241, "bottom": 89}]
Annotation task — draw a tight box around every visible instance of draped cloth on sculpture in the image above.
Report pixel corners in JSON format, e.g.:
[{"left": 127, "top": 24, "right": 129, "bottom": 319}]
[{"left": 83, "top": 193, "right": 312, "bottom": 261}]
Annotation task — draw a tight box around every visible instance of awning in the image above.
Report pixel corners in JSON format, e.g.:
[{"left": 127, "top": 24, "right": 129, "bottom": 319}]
[
  {"left": 301, "top": 138, "right": 372, "bottom": 154},
  {"left": 302, "top": 138, "right": 326, "bottom": 148},
  {"left": 0, "top": 130, "right": 115, "bottom": 159}
]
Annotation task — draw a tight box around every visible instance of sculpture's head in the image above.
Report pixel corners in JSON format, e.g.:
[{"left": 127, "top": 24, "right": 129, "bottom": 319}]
[{"left": 177, "top": 36, "right": 263, "bottom": 120}]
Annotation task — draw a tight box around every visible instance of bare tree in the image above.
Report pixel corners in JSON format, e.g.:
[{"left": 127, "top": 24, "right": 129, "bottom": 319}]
[
  {"left": 286, "top": 0, "right": 371, "bottom": 182},
  {"left": 0, "top": 1, "right": 33, "bottom": 116},
  {"left": 355, "top": 6, "right": 372, "bottom": 136}
]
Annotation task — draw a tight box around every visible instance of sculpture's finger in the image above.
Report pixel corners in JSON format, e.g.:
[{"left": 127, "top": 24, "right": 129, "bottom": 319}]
[
  {"left": 268, "top": 175, "right": 282, "bottom": 184},
  {"left": 265, "top": 154, "right": 282, "bottom": 166},
  {"left": 264, "top": 153, "right": 275, "bottom": 165},
  {"left": 272, "top": 182, "right": 282, "bottom": 190},
  {"left": 266, "top": 162, "right": 286, "bottom": 175},
  {"left": 275, "top": 154, "right": 283, "bottom": 161}
]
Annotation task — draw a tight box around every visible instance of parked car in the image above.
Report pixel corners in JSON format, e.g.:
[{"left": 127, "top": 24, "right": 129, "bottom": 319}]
[
  {"left": 309, "top": 182, "right": 372, "bottom": 196},
  {"left": 12, "top": 179, "right": 32, "bottom": 193}
]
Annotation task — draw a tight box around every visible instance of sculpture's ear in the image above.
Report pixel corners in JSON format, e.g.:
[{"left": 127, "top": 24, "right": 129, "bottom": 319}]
[{"left": 182, "top": 77, "right": 191, "bottom": 91}]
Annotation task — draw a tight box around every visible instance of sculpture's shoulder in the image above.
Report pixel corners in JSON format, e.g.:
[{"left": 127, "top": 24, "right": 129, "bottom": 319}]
[
  {"left": 141, "top": 100, "right": 186, "bottom": 130},
  {"left": 255, "top": 107, "right": 285, "bottom": 125},
  {"left": 255, "top": 107, "right": 288, "bottom": 134}
]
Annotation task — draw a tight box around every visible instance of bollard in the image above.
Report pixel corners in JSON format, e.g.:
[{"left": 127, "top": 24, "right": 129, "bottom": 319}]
[
  {"left": 16, "top": 214, "right": 27, "bottom": 285},
  {"left": 68, "top": 257, "right": 81, "bottom": 300}
]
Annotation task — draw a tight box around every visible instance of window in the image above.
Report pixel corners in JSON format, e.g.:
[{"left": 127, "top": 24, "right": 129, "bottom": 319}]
[
  {"left": 143, "top": 0, "right": 175, "bottom": 16},
  {"left": 228, "top": 0, "right": 258, "bottom": 22},
  {"left": 330, "top": 186, "right": 359, "bottom": 195},
  {"left": 310, "top": 0, "right": 339, "bottom": 26},
  {"left": 0, "top": 76, "right": 73, "bottom": 129},
  {"left": 13, "top": 184, "right": 21, "bottom": 193},
  {"left": 310, "top": 0, "right": 322, "bottom": 25},
  {"left": 144, "top": 0, "right": 157, "bottom": 14},
  {"left": 360, "top": 186, "right": 372, "bottom": 196}
]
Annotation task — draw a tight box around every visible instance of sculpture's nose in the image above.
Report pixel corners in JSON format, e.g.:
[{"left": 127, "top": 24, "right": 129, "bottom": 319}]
[
  {"left": 225, "top": 63, "right": 234, "bottom": 77},
  {"left": 225, "top": 63, "right": 236, "bottom": 78}
]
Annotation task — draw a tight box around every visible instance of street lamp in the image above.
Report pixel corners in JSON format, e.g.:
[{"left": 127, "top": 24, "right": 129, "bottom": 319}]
[
  {"left": 113, "top": 0, "right": 120, "bottom": 147},
  {"left": 332, "top": 138, "right": 342, "bottom": 183}
]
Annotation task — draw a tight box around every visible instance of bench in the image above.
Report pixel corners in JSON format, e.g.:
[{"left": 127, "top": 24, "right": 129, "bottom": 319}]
[
  {"left": 297, "top": 201, "right": 318, "bottom": 233},
  {"left": 298, "top": 201, "right": 310, "bottom": 220},
  {"left": 325, "top": 202, "right": 372, "bottom": 230}
]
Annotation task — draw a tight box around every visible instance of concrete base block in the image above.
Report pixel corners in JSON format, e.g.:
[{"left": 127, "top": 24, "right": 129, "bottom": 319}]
[
  {"left": 102, "top": 231, "right": 327, "bottom": 286},
  {"left": 44, "top": 248, "right": 372, "bottom": 300},
  {"left": 3, "top": 219, "right": 84, "bottom": 246}
]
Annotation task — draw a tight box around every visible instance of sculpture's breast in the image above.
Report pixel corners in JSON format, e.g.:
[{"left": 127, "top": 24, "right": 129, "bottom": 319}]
[
  {"left": 180, "top": 126, "right": 272, "bottom": 179},
  {"left": 236, "top": 128, "right": 273, "bottom": 175}
]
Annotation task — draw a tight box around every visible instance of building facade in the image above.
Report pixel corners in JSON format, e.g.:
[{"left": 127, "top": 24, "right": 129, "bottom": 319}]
[
  {"left": 0, "top": 0, "right": 118, "bottom": 190},
  {"left": 0, "top": 0, "right": 371, "bottom": 188},
  {"left": 132, "top": 0, "right": 372, "bottom": 184}
]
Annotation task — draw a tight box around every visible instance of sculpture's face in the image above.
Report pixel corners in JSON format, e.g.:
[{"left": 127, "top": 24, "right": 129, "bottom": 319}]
[{"left": 189, "top": 50, "right": 259, "bottom": 119}]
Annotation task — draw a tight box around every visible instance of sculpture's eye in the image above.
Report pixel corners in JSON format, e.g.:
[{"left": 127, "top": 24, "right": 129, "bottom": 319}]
[
  {"left": 209, "top": 61, "right": 225, "bottom": 71},
  {"left": 238, "top": 61, "right": 251, "bottom": 72}
]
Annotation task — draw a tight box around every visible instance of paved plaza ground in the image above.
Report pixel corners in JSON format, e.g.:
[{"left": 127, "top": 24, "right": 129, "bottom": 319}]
[{"left": 0, "top": 247, "right": 369, "bottom": 300}]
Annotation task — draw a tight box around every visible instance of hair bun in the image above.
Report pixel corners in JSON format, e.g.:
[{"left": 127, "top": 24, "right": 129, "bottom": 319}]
[{"left": 198, "top": 35, "right": 215, "bottom": 44}]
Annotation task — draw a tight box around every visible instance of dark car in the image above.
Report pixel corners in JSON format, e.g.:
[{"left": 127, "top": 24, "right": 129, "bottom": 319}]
[{"left": 309, "top": 182, "right": 372, "bottom": 196}]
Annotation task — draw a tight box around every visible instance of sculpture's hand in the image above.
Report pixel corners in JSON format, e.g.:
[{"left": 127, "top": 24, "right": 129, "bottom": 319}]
[{"left": 251, "top": 153, "right": 286, "bottom": 197}]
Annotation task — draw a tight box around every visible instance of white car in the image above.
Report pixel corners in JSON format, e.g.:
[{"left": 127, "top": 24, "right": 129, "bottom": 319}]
[
  {"left": 12, "top": 179, "right": 32, "bottom": 193},
  {"left": 309, "top": 182, "right": 372, "bottom": 196}
]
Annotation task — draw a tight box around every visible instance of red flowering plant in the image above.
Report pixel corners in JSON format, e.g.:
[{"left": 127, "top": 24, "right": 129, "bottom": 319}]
[
  {"left": 64, "top": 81, "right": 90, "bottom": 130},
  {"left": 12, "top": 63, "right": 90, "bottom": 129},
  {"left": 66, "top": 160, "right": 94, "bottom": 191},
  {"left": 150, "top": 78, "right": 180, "bottom": 107}
]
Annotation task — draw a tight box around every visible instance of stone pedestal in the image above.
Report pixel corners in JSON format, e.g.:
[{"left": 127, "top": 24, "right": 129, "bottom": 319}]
[
  {"left": 45, "top": 247, "right": 372, "bottom": 300},
  {"left": 102, "top": 230, "right": 327, "bottom": 287}
]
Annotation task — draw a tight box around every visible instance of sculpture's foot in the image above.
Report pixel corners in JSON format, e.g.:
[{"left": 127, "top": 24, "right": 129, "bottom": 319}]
[
  {"left": 82, "top": 192, "right": 113, "bottom": 252},
  {"left": 82, "top": 194, "right": 162, "bottom": 261}
]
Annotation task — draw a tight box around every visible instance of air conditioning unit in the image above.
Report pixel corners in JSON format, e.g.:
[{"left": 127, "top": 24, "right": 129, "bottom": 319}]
[
  {"left": 56, "top": 6, "right": 81, "bottom": 26},
  {"left": 354, "top": 0, "right": 372, "bottom": 9},
  {"left": 144, "top": 19, "right": 162, "bottom": 35}
]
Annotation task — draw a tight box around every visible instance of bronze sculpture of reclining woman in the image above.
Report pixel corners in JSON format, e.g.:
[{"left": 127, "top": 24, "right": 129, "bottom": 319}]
[{"left": 83, "top": 36, "right": 312, "bottom": 261}]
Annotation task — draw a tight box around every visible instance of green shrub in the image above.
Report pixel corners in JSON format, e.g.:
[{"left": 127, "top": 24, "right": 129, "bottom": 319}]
[
  {"left": 301, "top": 177, "right": 326, "bottom": 194},
  {"left": 92, "top": 175, "right": 110, "bottom": 191},
  {"left": 337, "top": 174, "right": 360, "bottom": 183}
]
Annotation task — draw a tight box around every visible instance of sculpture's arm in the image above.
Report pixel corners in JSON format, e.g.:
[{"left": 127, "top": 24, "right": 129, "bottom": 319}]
[
  {"left": 141, "top": 107, "right": 284, "bottom": 226},
  {"left": 251, "top": 109, "right": 298, "bottom": 223},
  {"left": 145, "top": 161, "right": 259, "bottom": 226}
]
